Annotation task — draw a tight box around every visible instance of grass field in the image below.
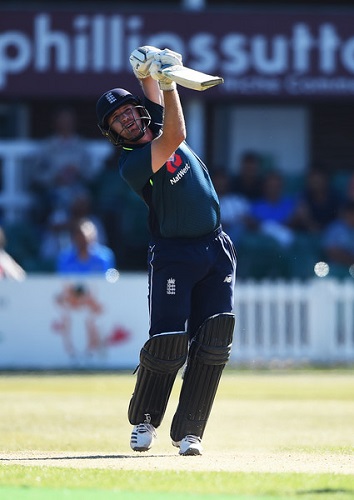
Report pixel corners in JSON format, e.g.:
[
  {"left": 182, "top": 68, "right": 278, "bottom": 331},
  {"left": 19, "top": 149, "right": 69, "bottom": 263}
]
[{"left": 0, "top": 369, "right": 353, "bottom": 499}]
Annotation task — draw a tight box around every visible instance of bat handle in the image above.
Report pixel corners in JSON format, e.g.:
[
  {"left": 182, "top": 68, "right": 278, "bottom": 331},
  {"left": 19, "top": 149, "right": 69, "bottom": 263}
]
[{"left": 161, "top": 64, "right": 174, "bottom": 70}]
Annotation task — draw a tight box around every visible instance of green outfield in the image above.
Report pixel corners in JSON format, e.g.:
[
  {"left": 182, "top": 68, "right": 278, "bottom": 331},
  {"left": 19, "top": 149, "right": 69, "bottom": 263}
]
[{"left": 0, "top": 369, "right": 353, "bottom": 500}]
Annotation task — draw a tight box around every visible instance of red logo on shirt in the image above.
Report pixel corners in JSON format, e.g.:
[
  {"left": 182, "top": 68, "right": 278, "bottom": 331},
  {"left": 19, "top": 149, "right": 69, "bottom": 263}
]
[{"left": 166, "top": 153, "right": 183, "bottom": 173}]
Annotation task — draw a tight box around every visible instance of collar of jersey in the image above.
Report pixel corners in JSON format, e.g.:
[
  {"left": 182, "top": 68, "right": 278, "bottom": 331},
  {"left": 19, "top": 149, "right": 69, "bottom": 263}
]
[{"left": 122, "top": 142, "right": 150, "bottom": 151}]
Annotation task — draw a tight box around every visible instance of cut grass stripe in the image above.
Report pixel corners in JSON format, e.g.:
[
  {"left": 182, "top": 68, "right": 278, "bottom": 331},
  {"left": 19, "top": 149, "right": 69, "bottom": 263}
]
[
  {"left": 1, "top": 486, "right": 354, "bottom": 500},
  {"left": 0, "top": 488, "right": 276, "bottom": 500},
  {"left": 0, "top": 467, "right": 353, "bottom": 499}
]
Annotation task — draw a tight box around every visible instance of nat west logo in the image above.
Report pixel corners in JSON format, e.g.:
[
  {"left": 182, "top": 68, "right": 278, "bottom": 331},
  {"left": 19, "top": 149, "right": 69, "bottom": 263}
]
[
  {"left": 2, "top": 12, "right": 354, "bottom": 96},
  {"left": 166, "top": 153, "right": 183, "bottom": 174},
  {"left": 170, "top": 164, "right": 191, "bottom": 185}
]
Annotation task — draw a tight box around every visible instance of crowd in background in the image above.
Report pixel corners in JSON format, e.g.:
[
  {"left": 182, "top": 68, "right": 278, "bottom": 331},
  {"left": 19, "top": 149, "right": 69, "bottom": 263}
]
[
  {"left": 1, "top": 108, "right": 354, "bottom": 281},
  {"left": 212, "top": 152, "right": 354, "bottom": 281}
]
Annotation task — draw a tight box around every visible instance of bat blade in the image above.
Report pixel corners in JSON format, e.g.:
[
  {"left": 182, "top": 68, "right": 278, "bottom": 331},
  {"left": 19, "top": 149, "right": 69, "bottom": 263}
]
[{"left": 161, "top": 65, "right": 224, "bottom": 91}]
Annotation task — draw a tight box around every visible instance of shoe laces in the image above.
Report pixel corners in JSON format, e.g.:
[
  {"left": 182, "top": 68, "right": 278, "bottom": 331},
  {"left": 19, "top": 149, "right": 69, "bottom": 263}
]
[
  {"left": 184, "top": 435, "right": 201, "bottom": 444},
  {"left": 136, "top": 421, "right": 157, "bottom": 438}
]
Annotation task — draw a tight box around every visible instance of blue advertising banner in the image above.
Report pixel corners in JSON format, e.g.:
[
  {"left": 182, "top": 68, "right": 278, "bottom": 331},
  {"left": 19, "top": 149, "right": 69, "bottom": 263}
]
[{"left": 1, "top": 8, "right": 354, "bottom": 98}]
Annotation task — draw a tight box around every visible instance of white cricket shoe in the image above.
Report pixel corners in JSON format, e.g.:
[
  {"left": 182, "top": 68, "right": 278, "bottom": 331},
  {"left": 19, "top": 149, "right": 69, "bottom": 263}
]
[
  {"left": 130, "top": 421, "right": 157, "bottom": 452},
  {"left": 172, "top": 435, "right": 203, "bottom": 456}
]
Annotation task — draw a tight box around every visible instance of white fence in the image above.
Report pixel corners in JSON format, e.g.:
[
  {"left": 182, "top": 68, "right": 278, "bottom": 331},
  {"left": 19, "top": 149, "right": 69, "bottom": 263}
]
[
  {"left": 233, "top": 279, "right": 354, "bottom": 366},
  {"left": 0, "top": 140, "right": 113, "bottom": 223},
  {"left": 0, "top": 275, "right": 353, "bottom": 370}
]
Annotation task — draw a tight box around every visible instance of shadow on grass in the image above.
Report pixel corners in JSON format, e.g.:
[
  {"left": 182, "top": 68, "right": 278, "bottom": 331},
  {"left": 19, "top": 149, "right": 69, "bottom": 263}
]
[
  {"left": 297, "top": 489, "right": 354, "bottom": 495},
  {"left": 0, "top": 454, "right": 172, "bottom": 461}
]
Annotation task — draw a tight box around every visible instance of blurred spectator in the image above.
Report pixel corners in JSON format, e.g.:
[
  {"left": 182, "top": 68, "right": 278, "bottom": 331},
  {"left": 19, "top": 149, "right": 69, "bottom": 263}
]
[
  {"left": 91, "top": 150, "right": 150, "bottom": 270},
  {"left": 0, "top": 226, "right": 26, "bottom": 281},
  {"left": 295, "top": 168, "right": 340, "bottom": 233},
  {"left": 56, "top": 218, "right": 116, "bottom": 274},
  {"left": 39, "top": 188, "right": 108, "bottom": 270},
  {"left": 69, "top": 188, "right": 107, "bottom": 244},
  {"left": 39, "top": 209, "right": 71, "bottom": 270},
  {"left": 232, "top": 151, "right": 264, "bottom": 200},
  {"left": 322, "top": 200, "right": 354, "bottom": 279},
  {"left": 30, "top": 107, "right": 95, "bottom": 225},
  {"left": 247, "top": 170, "right": 301, "bottom": 247},
  {"left": 90, "top": 149, "right": 127, "bottom": 265},
  {"left": 237, "top": 169, "right": 320, "bottom": 280},
  {"left": 344, "top": 172, "right": 354, "bottom": 203},
  {"left": 212, "top": 168, "right": 251, "bottom": 245}
]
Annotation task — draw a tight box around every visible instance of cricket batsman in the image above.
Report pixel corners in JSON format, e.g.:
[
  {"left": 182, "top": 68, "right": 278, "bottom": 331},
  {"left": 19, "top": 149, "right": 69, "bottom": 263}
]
[{"left": 96, "top": 46, "right": 237, "bottom": 456}]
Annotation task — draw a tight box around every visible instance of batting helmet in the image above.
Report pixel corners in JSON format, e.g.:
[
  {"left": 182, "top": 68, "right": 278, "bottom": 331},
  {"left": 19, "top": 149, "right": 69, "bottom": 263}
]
[
  {"left": 96, "top": 88, "right": 151, "bottom": 146},
  {"left": 96, "top": 88, "right": 139, "bottom": 128}
]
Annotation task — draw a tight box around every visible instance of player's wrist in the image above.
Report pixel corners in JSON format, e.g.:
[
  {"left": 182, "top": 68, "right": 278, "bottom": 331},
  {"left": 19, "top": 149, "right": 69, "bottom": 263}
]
[{"left": 159, "top": 81, "right": 177, "bottom": 91}]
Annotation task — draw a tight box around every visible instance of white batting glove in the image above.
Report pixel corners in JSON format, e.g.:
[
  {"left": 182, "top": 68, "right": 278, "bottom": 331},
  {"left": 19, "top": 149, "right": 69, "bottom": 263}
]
[
  {"left": 129, "top": 46, "right": 161, "bottom": 79},
  {"left": 150, "top": 61, "right": 176, "bottom": 91},
  {"left": 150, "top": 48, "right": 183, "bottom": 91},
  {"left": 158, "top": 48, "right": 183, "bottom": 67}
]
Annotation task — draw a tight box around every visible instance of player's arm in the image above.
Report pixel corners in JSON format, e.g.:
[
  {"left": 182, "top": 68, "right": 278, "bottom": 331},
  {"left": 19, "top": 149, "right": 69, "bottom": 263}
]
[
  {"left": 130, "top": 46, "right": 187, "bottom": 173},
  {"left": 149, "top": 49, "right": 186, "bottom": 173},
  {"left": 139, "top": 76, "right": 164, "bottom": 107},
  {"left": 150, "top": 89, "right": 186, "bottom": 173}
]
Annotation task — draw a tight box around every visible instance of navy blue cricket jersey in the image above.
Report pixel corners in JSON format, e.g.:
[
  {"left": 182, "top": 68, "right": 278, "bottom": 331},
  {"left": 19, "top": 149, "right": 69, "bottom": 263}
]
[{"left": 119, "top": 98, "right": 221, "bottom": 239}]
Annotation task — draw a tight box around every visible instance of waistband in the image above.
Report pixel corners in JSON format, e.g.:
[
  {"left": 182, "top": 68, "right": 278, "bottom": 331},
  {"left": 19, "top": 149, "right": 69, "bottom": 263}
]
[{"left": 151, "top": 225, "right": 223, "bottom": 245}]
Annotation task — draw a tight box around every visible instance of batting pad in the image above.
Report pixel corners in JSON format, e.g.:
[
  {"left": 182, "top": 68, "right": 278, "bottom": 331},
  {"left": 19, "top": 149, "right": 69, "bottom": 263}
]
[
  {"left": 170, "top": 313, "right": 235, "bottom": 442},
  {"left": 128, "top": 332, "right": 188, "bottom": 428}
]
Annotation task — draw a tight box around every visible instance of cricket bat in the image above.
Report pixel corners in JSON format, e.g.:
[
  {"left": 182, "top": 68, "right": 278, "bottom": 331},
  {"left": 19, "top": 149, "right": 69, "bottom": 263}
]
[{"left": 161, "top": 65, "right": 224, "bottom": 91}]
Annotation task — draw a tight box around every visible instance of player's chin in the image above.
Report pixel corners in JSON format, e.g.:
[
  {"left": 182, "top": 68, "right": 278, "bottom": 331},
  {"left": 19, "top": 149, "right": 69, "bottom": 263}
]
[{"left": 124, "top": 127, "right": 144, "bottom": 142}]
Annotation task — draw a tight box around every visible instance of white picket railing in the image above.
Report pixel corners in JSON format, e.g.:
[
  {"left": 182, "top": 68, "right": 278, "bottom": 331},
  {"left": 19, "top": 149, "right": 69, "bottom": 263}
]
[
  {"left": 232, "top": 279, "right": 354, "bottom": 366},
  {"left": 0, "top": 140, "right": 112, "bottom": 223},
  {"left": 0, "top": 275, "right": 353, "bottom": 369}
]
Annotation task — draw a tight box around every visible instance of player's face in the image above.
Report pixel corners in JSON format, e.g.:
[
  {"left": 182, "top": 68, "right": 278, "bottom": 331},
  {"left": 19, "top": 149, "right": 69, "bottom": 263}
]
[{"left": 108, "top": 104, "right": 144, "bottom": 141}]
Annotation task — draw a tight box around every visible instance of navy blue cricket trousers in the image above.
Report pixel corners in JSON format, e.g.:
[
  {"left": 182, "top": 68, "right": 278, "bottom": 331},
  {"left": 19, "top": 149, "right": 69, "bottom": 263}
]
[{"left": 147, "top": 226, "right": 237, "bottom": 338}]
